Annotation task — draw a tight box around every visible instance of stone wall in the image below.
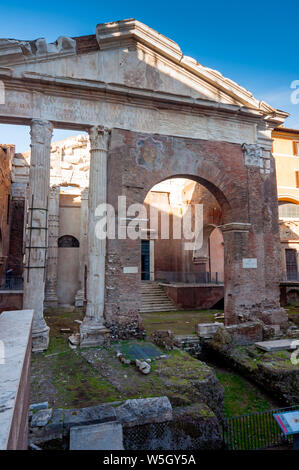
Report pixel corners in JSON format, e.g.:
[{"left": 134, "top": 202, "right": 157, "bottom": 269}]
[
  {"left": 0, "top": 292, "right": 23, "bottom": 313},
  {"left": 164, "top": 284, "right": 224, "bottom": 309},
  {"left": 0, "top": 310, "right": 33, "bottom": 450},
  {"left": 143, "top": 179, "right": 224, "bottom": 280},
  {"left": 105, "top": 128, "right": 285, "bottom": 335},
  {"left": 6, "top": 199, "right": 25, "bottom": 276},
  {"left": 0, "top": 146, "right": 13, "bottom": 283}
]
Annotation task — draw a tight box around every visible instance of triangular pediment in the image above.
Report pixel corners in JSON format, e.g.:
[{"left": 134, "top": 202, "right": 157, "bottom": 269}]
[{"left": 0, "top": 19, "right": 288, "bottom": 119}]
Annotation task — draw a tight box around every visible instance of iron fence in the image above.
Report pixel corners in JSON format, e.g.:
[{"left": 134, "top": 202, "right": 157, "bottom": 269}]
[
  {"left": 281, "top": 272, "right": 299, "bottom": 282},
  {"left": 142, "top": 271, "right": 224, "bottom": 284},
  {"left": 223, "top": 405, "right": 298, "bottom": 450},
  {"left": 0, "top": 275, "right": 24, "bottom": 290}
]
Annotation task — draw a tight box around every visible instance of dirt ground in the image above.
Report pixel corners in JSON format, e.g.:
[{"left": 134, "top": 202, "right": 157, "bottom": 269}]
[{"left": 30, "top": 307, "right": 281, "bottom": 417}]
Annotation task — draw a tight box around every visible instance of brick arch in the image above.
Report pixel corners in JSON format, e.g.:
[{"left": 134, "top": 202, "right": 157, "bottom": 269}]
[
  {"left": 109, "top": 128, "right": 248, "bottom": 224},
  {"left": 106, "top": 128, "right": 286, "bottom": 335}
]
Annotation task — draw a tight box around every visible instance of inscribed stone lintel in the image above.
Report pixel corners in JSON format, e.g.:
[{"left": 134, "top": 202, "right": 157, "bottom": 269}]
[
  {"left": 242, "top": 258, "right": 257, "bottom": 269},
  {"left": 123, "top": 266, "right": 139, "bottom": 274}
]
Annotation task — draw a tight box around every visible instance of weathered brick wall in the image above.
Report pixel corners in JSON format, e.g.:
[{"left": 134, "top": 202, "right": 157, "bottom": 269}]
[
  {"left": 6, "top": 199, "right": 25, "bottom": 276},
  {"left": 164, "top": 285, "right": 224, "bottom": 310},
  {"left": 0, "top": 146, "right": 13, "bottom": 283},
  {"left": 105, "top": 128, "right": 286, "bottom": 336},
  {"left": 0, "top": 292, "right": 23, "bottom": 313}
]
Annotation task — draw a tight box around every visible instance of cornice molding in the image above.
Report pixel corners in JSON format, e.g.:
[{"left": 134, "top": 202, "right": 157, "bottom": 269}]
[
  {"left": 0, "top": 19, "right": 289, "bottom": 123},
  {"left": 96, "top": 19, "right": 182, "bottom": 61},
  {"left": 0, "top": 70, "right": 285, "bottom": 129}
]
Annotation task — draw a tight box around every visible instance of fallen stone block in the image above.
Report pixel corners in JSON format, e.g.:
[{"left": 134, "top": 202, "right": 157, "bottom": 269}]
[
  {"left": 196, "top": 322, "right": 224, "bottom": 338},
  {"left": 115, "top": 397, "right": 172, "bottom": 428},
  {"left": 30, "top": 409, "right": 64, "bottom": 444},
  {"left": 255, "top": 339, "right": 299, "bottom": 352},
  {"left": 70, "top": 422, "right": 124, "bottom": 450},
  {"left": 150, "top": 330, "right": 174, "bottom": 350},
  {"left": 63, "top": 404, "right": 116, "bottom": 431},
  {"left": 225, "top": 321, "right": 263, "bottom": 344},
  {"left": 68, "top": 333, "right": 80, "bottom": 346},
  {"left": 29, "top": 402, "right": 48, "bottom": 412},
  {"left": 31, "top": 408, "right": 53, "bottom": 427},
  {"left": 135, "top": 359, "right": 151, "bottom": 374}
]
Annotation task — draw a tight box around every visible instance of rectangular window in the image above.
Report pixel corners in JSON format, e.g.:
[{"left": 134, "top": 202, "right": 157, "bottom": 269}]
[
  {"left": 286, "top": 249, "right": 298, "bottom": 280},
  {"left": 296, "top": 171, "right": 299, "bottom": 188},
  {"left": 294, "top": 142, "right": 299, "bottom": 156}
]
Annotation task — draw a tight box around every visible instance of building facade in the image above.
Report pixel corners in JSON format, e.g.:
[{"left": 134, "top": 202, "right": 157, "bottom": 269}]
[
  {"left": 0, "top": 19, "right": 288, "bottom": 349},
  {"left": 272, "top": 127, "right": 299, "bottom": 304}
]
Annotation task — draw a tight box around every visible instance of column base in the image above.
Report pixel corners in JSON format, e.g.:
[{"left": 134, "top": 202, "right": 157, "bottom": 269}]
[
  {"left": 32, "top": 324, "right": 50, "bottom": 352},
  {"left": 44, "top": 298, "right": 58, "bottom": 308},
  {"left": 75, "top": 289, "right": 84, "bottom": 308},
  {"left": 80, "top": 324, "right": 110, "bottom": 347}
]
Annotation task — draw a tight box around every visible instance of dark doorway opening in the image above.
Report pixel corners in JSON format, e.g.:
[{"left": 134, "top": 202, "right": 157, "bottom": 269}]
[{"left": 141, "top": 240, "right": 150, "bottom": 280}]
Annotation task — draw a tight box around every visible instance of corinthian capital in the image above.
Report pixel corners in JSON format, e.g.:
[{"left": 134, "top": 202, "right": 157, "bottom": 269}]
[
  {"left": 88, "top": 125, "right": 111, "bottom": 152},
  {"left": 30, "top": 119, "right": 53, "bottom": 146}
]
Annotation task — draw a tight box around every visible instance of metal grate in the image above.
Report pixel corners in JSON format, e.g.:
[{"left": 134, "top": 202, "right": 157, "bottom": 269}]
[
  {"left": 123, "top": 422, "right": 169, "bottom": 450},
  {"left": 223, "top": 405, "right": 298, "bottom": 450}
]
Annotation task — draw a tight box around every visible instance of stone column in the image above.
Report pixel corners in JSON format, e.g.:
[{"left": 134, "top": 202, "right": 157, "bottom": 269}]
[
  {"left": 45, "top": 185, "right": 60, "bottom": 307},
  {"left": 75, "top": 188, "right": 89, "bottom": 307},
  {"left": 80, "top": 126, "right": 110, "bottom": 346},
  {"left": 23, "top": 119, "right": 53, "bottom": 352}
]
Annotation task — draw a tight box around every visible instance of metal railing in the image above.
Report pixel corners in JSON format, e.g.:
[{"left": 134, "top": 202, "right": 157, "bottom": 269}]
[
  {"left": 141, "top": 271, "right": 224, "bottom": 284},
  {"left": 223, "top": 405, "right": 298, "bottom": 450},
  {"left": 281, "top": 272, "right": 299, "bottom": 282},
  {"left": 0, "top": 276, "right": 24, "bottom": 290}
]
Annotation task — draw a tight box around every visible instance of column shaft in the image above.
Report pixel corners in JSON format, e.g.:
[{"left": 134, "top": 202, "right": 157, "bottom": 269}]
[
  {"left": 23, "top": 119, "right": 53, "bottom": 352},
  {"left": 75, "top": 188, "right": 88, "bottom": 307},
  {"left": 45, "top": 185, "right": 60, "bottom": 307},
  {"left": 80, "top": 126, "right": 110, "bottom": 346}
]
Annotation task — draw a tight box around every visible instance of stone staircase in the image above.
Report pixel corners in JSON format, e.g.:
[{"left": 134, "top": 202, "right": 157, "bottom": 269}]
[{"left": 140, "top": 281, "right": 177, "bottom": 313}]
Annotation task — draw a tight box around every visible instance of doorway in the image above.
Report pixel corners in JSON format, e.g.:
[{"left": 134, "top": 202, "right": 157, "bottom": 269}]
[{"left": 141, "top": 240, "right": 150, "bottom": 280}]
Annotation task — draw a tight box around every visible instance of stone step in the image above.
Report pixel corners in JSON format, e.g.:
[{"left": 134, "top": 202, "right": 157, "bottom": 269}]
[
  {"left": 141, "top": 295, "right": 172, "bottom": 303},
  {"left": 140, "top": 282, "right": 177, "bottom": 312},
  {"left": 142, "top": 306, "right": 176, "bottom": 310},
  {"left": 141, "top": 303, "right": 177, "bottom": 308},
  {"left": 141, "top": 302, "right": 176, "bottom": 306}
]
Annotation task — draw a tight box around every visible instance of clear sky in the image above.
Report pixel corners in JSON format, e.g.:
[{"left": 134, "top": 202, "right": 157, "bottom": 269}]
[{"left": 1, "top": 0, "right": 299, "bottom": 151}]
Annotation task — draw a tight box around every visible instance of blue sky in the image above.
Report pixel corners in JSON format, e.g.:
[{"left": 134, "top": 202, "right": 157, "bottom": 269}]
[{"left": 1, "top": 0, "right": 299, "bottom": 151}]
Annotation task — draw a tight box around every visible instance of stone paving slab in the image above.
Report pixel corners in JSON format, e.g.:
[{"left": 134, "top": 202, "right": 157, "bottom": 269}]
[
  {"left": 64, "top": 404, "right": 116, "bottom": 431},
  {"left": 255, "top": 339, "right": 298, "bottom": 352},
  {"left": 115, "top": 396, "right": 172, "bottom": 427},
  {"left": 70, "top": 422, "right": 123, "bottom": 450}
]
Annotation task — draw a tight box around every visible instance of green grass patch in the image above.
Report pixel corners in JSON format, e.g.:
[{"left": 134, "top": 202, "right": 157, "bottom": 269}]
[
  {"left": 141, "top": 309, "right": 220, "bottom": 335},
  {"left": 216, "top": 369, "right": 272, "bottom": 417}
]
